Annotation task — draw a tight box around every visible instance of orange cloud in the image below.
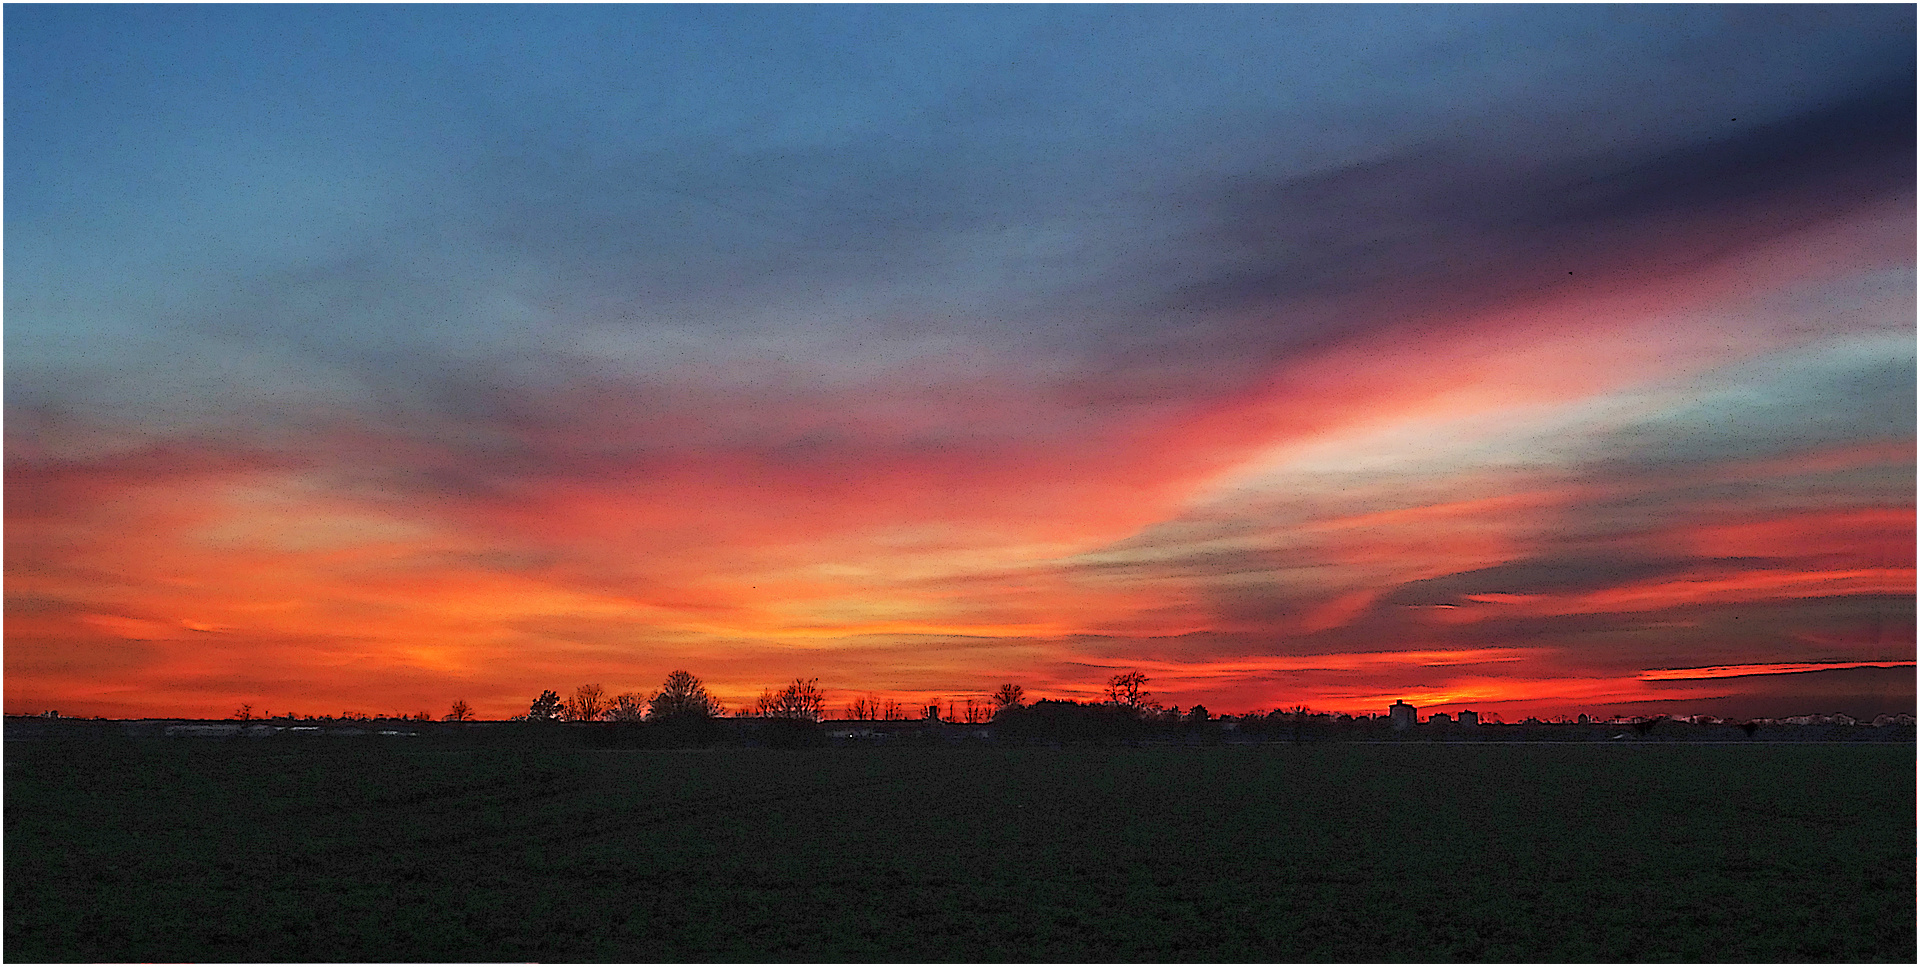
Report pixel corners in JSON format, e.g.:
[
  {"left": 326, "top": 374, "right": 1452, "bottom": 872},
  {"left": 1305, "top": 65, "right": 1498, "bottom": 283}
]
[
  {"left": 7, "top": 204, "right": 1911, "bottom": 720},
  {"left": 1678, "top": 507, "right": 1914, "bottom": 563}
]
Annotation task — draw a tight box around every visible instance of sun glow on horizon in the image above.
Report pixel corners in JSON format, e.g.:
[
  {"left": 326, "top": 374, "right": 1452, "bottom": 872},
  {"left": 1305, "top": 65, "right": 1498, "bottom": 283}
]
[{"left": 7, "top": 7, "right": 1912, "bottom": 722}]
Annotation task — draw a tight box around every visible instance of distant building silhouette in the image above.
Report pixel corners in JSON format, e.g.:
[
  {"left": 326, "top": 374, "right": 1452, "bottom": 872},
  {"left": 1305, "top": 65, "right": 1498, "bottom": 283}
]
[
  {"left": 1784, "top": 713, "right": 1856, "bottom": 726},
  {"left": 1429, "top": 712, "right": 1453, "bottom": 725},
  {"left": 1389, "top": 700, "right": 1416, "bottom": 730},
  {"left": 924, "top": 704, "right": 941, "bottom": 721},
  {"left": 1457, "top": 709, "right": 1479, "bottom": 726},
  {"left": 1576, "top": 713, "right": 1589, "bottom": 725}
]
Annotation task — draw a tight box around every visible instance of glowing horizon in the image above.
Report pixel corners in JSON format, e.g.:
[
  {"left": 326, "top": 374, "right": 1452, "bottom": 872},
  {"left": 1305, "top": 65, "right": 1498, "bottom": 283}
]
[{"left": 7, "top": 7, "right": 1915, "bottom": 723}]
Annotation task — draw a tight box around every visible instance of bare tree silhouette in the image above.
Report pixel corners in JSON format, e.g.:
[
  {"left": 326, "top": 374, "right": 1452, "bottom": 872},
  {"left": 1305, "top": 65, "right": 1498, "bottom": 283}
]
[
  {"left": 606, "top": 692, "right": 648, "bottom": 722},
  {"left": 1105, "top": 671, "right": 1152, "bottom": 714},
  {"left": 991, "top": 683, "right": 1025, "bottom": 711},
  {"left": 761, "top": 678, "right": 825, "bottom": 722},
  {"left": 562, "top": 684, "right": 609, "bottom": 722}
]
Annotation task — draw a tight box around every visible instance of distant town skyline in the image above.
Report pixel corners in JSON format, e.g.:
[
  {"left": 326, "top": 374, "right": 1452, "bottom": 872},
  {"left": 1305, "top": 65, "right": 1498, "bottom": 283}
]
[{"left": 7, "top": 6, "right": 1914, "bottom": 721}]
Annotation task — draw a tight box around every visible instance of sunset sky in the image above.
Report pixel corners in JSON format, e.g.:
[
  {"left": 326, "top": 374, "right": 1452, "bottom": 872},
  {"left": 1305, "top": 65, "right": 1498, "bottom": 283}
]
[{"left": 8, "top": 5, "right": 1914, "bottom": 721}]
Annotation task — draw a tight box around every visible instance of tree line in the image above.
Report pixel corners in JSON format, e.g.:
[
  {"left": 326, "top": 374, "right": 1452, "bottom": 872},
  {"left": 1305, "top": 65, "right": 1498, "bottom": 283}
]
[
  {"left": 504, "top": 674, "right": 869, "bottom": 724},
  {"left": 239, "top": 670, "right": 1368, "bottom": 730},
  {"left": 496, "top": 670, "right": 1207, "bottom": 727},
  {"left": 509, "top": 670, "right": 730, "bottom": 724}
]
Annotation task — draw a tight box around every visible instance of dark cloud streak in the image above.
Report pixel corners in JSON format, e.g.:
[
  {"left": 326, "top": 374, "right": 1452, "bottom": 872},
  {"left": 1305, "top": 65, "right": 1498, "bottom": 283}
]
[{"left": 1123, "top": 80, "right": 1914, "bottom": 351}]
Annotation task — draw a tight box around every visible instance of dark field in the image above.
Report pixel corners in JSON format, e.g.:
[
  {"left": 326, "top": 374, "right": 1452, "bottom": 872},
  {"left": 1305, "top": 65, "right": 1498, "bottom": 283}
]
[{"left": 7, "top": 738, "right": 1913, "bottom": 962}]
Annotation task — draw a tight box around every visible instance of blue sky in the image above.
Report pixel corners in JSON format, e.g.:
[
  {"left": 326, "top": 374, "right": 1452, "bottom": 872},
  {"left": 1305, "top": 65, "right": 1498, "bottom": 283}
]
[{"left": 7, "top": 5, "right": 1913, "bottom": 720}]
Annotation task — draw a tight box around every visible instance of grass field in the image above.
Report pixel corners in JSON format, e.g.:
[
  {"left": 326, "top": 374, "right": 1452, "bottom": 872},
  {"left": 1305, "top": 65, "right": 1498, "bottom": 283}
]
[{"left": 7, "top": 738, "right": 1913, "bottom": 962}]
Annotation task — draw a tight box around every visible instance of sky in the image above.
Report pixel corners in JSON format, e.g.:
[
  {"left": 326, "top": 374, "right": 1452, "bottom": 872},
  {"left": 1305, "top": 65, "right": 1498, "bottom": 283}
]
[{"left": 6, "top": 5, "right": 1914, "bottom": 722}]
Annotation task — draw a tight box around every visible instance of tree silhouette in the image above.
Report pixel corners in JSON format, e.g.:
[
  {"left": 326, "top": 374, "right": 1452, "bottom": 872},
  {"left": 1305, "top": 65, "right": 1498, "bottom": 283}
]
[
  {"left": 1289, "top": 705, "right": 1312, "bottom": 744},
  {"left": 846, "top": 694, "right": 881, "bottom": 721},
  {"left": 761, "top": 678, "right": 824, "bottom": 721},
  {"left": 993, "top": 697, "right": 1145, "bottom": 742},
  {"left": 991, "top": 683, "right": 1025, "bottom": 711},
  {"left": 882, "top": 698, "right": 904, "bottom": 721},
  {"left": 443, "top": 699, "right": 473, "bottom": 722},
  {"left": 648, "top": 671, "right": 725, "bottom": 721},
  {"left": 1186, "top": 704, "right": 1210, "bottom": 723},
  {"left": 1105, "top": 671, "right": 1151, "bottom": 714},
  {"left": 562, "top": 684, "right": 609, "bottom": 722},
  {"left": 607, "top": 692, "right": 648, "bottom": 722},
  {"left": 528, "top": 690, "right": 563, "bottom": 722}
]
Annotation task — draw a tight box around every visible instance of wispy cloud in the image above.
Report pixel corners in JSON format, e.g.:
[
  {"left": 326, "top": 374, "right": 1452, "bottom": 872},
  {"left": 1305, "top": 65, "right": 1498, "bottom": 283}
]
[
  {"left": 1639, "top": 661, "right": 1915, "bottom": 682},
  {"left": 7, "top": 6, "right": 1912, "bottom": 718}
]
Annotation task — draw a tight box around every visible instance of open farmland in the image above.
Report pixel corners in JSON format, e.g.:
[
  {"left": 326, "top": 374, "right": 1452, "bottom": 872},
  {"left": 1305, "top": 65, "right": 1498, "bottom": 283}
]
[{"left": 7, "top": 737, "right": 1913, "bottom": 962}]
